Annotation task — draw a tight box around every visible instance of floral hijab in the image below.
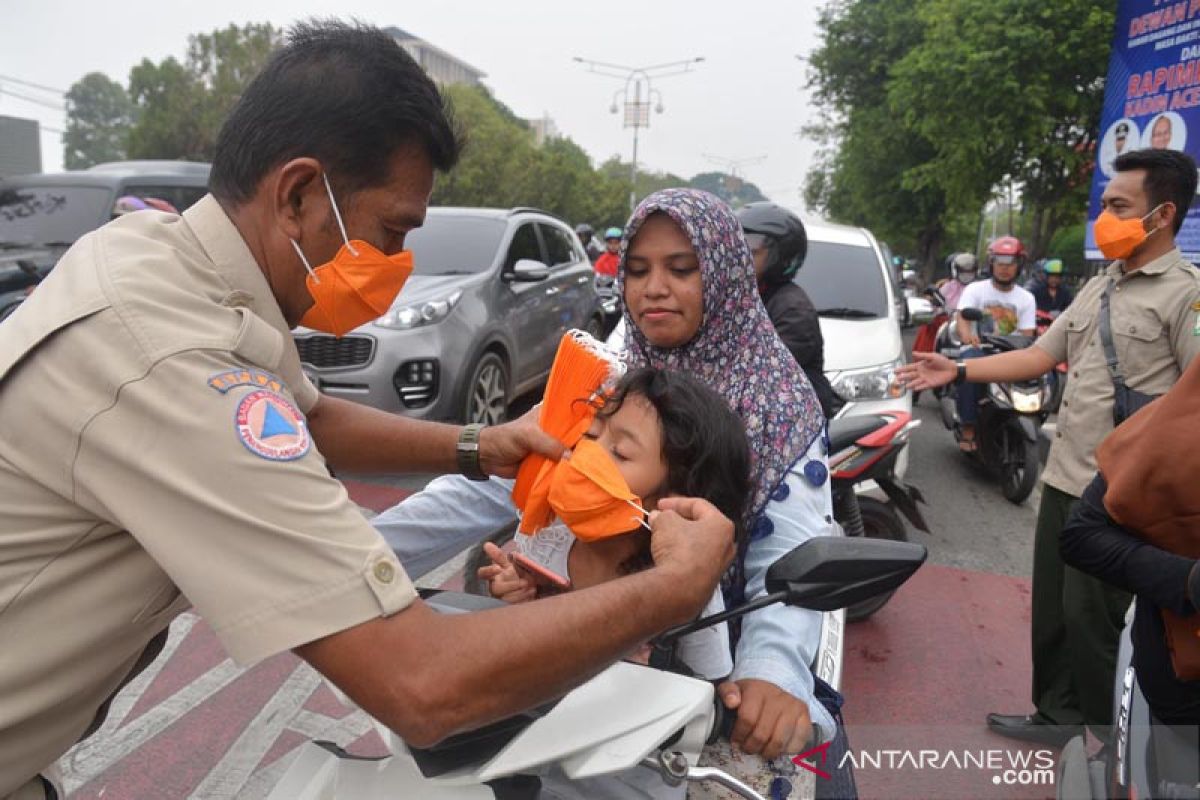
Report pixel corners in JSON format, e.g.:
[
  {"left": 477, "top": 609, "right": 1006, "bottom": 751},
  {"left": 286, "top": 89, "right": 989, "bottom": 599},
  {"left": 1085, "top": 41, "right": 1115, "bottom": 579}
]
[{"left": 616, "top": 188, "right": 825, "bottom": 524}]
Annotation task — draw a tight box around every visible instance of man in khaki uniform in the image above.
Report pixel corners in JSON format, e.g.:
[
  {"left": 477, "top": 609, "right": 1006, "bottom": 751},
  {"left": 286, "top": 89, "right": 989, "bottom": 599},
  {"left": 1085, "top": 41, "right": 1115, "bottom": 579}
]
[
  {"left": 0, "top": 22, "right": 735, "bottom": 799},
  {"left": 900, "top": 148, "right": 1200, "bottom": 744}
]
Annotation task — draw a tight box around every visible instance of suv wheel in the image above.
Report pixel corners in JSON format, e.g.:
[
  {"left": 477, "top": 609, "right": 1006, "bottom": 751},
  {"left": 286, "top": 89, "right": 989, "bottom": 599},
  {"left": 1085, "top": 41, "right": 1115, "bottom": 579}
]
[{"left": 464, "top": 352, "right": 509, "bottom": 425}]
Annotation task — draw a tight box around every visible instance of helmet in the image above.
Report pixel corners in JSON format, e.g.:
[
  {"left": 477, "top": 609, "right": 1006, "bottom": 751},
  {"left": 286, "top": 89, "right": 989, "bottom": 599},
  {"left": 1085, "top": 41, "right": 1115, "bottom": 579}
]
[
  {"left": 1043, "top": 258, "right": 1064, "bottom": 275},
  {"left": 736, "top": 201, "right": 807, "bottom": 284},
  {"left": 604, "top": 227, "right": 623, "bottom": 240},
  {"left": 949, "top": 252, "right": 978, "bottom": 281},
  {"left": 112, "top": 195, "right": 178, "bottom": 217},
  {"left": 987, "top": 235, "right": 1026, "bottom": 262},
  {"left": 575, "top": 223, "right": 594, "bottom": 238}
]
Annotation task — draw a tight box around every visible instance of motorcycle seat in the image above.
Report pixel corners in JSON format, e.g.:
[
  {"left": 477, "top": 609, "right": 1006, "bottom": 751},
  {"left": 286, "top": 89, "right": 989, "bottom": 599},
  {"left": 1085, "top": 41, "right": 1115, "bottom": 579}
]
[{"left": 828, "top": 415, "right": 890, "bottom": 452}]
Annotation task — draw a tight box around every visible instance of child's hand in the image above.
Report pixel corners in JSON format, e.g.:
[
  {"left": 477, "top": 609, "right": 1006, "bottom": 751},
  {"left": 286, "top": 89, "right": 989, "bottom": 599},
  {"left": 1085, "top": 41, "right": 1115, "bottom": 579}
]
[{"left": 477, "top": 542, "right": 537, "bottom": 603}]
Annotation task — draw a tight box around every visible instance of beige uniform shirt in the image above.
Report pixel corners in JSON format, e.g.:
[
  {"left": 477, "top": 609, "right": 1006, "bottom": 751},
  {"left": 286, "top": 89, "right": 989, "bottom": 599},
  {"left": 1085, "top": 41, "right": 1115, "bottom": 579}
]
[
  {"left": 1035, "top": 247, "right": 1200, "bottom": 497},
  {"left": 0, "top": 196, "right": 416, "bottom": 796}
]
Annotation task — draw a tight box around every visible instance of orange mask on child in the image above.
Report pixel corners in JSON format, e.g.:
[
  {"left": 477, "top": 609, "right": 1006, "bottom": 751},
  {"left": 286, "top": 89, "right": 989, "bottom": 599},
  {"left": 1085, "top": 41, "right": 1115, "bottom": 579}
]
[
  {"left": 547, "top": 437, "right": 648, "bottom": 542},
  {"left": 291, "top": 173, "right": 414, "bottom": 337}
]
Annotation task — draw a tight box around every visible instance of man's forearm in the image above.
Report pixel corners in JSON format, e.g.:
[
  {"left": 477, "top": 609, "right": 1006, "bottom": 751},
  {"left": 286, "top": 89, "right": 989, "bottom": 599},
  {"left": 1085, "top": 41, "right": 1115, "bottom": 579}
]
[
  {"left": 308, "top": 394, "right": 459, "bottom": 473},
  {"left": 301, "top": 566, "right": 709, "bottom": 746},
  {"left": 963, "top": 346, "right": 1055, "bottom": 384}
]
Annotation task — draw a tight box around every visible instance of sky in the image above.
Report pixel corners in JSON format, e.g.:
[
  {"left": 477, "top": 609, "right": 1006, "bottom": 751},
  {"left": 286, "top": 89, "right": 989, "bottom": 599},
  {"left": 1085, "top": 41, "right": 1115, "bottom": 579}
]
[{"left": 0, "top": 0, "right": 827, "bottom": 213}]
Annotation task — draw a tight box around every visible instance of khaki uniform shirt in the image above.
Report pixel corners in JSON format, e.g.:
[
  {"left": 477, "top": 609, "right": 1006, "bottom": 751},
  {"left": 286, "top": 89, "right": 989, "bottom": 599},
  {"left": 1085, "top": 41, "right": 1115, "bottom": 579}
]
[
  {"left": 1035, "top": 247, "right": 1200, "bottom": 497},
  {"left": 0, "top": 196, "right": 416, "bottom": 796}
]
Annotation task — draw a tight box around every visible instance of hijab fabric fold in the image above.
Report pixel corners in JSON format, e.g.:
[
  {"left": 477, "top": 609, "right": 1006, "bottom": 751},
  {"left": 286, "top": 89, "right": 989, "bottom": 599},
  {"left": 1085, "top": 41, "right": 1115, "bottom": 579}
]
[{"left": 617, "top": 188, "right": 825, "bottom": 525}]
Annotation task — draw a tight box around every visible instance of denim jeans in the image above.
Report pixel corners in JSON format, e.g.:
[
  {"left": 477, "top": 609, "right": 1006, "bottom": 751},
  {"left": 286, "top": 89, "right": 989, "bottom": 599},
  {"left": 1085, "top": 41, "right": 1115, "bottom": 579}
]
[{"left": 954, "top": 346, "right": 986, "bottom": 425}]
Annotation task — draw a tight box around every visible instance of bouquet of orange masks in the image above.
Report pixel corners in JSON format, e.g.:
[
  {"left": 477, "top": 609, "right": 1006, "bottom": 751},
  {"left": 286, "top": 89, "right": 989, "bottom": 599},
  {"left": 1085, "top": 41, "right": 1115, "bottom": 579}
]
[{"left": 512, "top": 330, "right": 625, "bottom": 535}]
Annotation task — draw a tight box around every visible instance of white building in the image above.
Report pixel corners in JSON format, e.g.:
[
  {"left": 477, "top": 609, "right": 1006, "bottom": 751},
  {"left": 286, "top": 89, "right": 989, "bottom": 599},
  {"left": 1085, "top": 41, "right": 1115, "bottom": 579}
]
[{"left": 385, "top": 27, "right": 486, "bottom": 87}]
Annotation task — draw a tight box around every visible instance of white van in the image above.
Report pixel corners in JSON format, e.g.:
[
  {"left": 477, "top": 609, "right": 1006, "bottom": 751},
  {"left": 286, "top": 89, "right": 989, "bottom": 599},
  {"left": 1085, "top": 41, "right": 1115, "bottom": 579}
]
[{"left": 798, "top": 220, "right": 912, "bottom": 477}]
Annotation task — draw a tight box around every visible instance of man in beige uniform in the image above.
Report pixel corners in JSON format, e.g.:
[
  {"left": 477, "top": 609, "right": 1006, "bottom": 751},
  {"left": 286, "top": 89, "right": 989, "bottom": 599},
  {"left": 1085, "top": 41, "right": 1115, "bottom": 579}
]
[
  {"left": 0, "top": 22, "right": 735, "bottom": 798},
  {"left": 901, "top": 147, "right": 1200, "bottom": 744}
]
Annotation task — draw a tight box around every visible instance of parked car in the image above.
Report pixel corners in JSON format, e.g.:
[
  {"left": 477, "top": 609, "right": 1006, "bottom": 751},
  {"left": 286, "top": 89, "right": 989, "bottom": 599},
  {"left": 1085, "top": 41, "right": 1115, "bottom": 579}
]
[
  {"left": 293, "top": 207, "right": 605, "bottom": 424},
  {"left": 0, "top": 160, "right": 211, "bottom": 314},
  {"left": 798, "top": 221, "right": 913, "bottom": 479}
]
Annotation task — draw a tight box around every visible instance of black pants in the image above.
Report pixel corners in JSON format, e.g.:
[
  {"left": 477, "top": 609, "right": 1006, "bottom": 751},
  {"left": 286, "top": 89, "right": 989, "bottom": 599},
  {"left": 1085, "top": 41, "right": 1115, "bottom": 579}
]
[{"left": 1031, "top": 485, "right": 1132, "bottom": 734}]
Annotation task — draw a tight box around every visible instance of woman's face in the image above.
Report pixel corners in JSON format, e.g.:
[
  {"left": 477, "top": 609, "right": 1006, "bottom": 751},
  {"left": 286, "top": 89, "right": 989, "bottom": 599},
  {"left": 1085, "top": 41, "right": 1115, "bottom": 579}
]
[
  {"left": 584, "top": 393, "right": 667, "bottom": 509},
  {"left": 623, "top": 213, "right": 704, "bottom": 348}
]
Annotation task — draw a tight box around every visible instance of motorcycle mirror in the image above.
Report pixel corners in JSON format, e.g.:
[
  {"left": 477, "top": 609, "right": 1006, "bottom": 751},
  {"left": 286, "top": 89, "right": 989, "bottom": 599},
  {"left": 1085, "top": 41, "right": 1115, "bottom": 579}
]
[
  {"left": 960, "top": 307, "right": 984, "bottom": 322},
  {"left": 764, "top": 536, "right": 927, "bottom": 611}
]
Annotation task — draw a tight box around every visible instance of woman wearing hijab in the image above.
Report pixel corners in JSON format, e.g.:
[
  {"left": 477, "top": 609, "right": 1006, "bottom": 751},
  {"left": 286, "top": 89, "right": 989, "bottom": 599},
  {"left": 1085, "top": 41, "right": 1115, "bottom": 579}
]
[{"left": 375, "top": 189, "right": 848, "bottom": 798}]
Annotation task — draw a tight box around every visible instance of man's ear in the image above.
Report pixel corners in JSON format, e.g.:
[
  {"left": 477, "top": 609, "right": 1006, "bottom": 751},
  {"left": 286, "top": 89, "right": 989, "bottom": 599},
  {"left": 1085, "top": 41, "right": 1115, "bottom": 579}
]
[{"left": 271, "top": 158, "right": 324, "bottom": 241}]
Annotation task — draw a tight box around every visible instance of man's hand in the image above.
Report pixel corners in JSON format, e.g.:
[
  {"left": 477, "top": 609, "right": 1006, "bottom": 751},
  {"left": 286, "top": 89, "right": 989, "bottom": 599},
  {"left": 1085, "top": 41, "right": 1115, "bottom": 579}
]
[
  {"left": 477, "top": 405, "right": 564, "bottom": 478},
  {"left": 718, "top": 679, "right": 814, "bottom": 760},
  {"left": 961, "top": 332, "right": 982, "bottom": 347},
  {"left": 897, "top": 351, "right": 958, "bottom": 391},
  {"left": 649, "top": 497, "right": 735, "bottom": 611},
  {"left": 477, "top": 542, "right": 536, "bottom": 603}
]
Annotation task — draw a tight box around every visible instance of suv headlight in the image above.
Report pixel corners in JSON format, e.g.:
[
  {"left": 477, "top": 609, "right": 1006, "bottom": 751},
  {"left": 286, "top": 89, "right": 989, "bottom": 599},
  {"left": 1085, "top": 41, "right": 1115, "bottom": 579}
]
[
  {"left": 830, "top": 359, "right": 907, "bottom": 402},
  {"left": 376, "top": 291, "right": 462, "bottom": 330}
]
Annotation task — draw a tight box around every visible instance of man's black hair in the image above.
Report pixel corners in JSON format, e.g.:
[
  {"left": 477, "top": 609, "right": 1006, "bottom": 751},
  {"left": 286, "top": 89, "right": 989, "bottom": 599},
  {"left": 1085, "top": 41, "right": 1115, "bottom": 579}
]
[
  {"left": 598, "top": 367, "right": 752, "bottom": 544},
  {"left": 209, "top": 19, "right": 462, "bottom": 204},
  {"left": 1113, "top": 148, "right": 1199, "bottom": 234}
]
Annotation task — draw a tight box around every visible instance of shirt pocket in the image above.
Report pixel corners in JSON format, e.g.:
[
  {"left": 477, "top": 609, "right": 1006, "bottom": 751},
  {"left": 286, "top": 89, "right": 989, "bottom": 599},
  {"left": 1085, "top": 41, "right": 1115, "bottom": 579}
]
[
  {"left": 1111, "top": 310, "right": 1166, "bottom": 380},
  {"left": 1064, "top": 310, "right": 1095, "bottom": 354}
]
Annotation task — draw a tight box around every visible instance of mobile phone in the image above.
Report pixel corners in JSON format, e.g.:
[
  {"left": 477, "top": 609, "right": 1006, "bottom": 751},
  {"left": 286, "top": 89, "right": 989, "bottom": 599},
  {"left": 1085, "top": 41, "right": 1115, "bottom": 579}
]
[{"left": 511, "top": 553, "right": 571, "bottom": 591}]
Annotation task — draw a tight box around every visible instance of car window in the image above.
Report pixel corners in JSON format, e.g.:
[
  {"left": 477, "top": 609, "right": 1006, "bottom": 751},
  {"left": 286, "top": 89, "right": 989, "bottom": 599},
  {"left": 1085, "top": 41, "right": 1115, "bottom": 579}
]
[
  {"left": 539, "top": 223, "right": 580, "bottom": 268},
  {"left": 503, "top": 222, "right": 543, "bottom": 271},
  {"left": 795, "top": 240, "right": 890, "bottom": 319},
  {"left": 404, "top": 215, "right": 507, "bottom": 275},
  {"left": 0, "top": 185, "right": 113, "bottom": 246}
]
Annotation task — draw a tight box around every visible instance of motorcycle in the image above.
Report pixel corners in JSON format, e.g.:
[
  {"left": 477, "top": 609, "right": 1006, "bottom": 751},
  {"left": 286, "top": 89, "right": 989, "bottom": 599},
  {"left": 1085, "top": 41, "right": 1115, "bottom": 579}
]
[
  {"left": 827, "top": 409, "right": 929, "bottom": 621},
  {"left": 1057, "top": 603, "right": 1199, "bottom": 800},
  {"left": 595, "top": 274, "right": 620, "bottom": 338},
  {"left": 939, "top": 307, "right": 1050, "bottom": 505},
  {"left": 1035, "top": 309, "right": 1068, "bottom": 414},
  {"left": 267, "top": 536, "right": 927, "bottom": 800}
]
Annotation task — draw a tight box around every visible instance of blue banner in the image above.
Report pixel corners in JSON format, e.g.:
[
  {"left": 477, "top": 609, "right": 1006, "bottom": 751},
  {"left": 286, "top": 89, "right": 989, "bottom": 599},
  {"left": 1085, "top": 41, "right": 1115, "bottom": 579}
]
[{"left": 1087, "top": 0, "right": 1200, "bottom": 260}]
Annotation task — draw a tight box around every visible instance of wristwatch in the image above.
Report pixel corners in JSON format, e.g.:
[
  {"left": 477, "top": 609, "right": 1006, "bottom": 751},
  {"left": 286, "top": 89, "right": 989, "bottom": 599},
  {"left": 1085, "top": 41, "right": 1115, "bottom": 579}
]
[
  {"left": 456, "top": 423, "right": 489, "bottom": 481},
  {"left": 954, "top": 360, "right": 968, "bottom": 384}
]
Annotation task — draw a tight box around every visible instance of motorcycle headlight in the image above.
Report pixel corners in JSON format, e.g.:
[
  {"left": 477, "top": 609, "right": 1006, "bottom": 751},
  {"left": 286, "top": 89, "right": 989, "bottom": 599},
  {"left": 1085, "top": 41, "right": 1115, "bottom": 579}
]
[
  {"left": 376, "top": 291, "right": 462, "bottom": 330},
  {"left": 1011, "top": 388, "right": 1043, "bottom": 413},
  {"left": 830, "top": 359, "right": 906, "bottom": 402}
]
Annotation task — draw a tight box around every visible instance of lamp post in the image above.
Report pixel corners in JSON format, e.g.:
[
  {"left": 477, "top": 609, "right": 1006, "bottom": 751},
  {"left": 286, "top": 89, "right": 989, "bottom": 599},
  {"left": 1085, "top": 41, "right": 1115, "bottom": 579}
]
[
  {"left": 702, "top": 153, "right": 767, "bottom": 204},
  {"left": 574, "top": 56, "right": 704, "bottom": 212}
]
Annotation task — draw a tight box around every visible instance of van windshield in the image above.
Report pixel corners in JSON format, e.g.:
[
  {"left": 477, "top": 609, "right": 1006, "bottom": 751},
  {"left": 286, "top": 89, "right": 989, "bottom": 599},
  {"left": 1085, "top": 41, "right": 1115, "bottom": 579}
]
[
  {"left": 795, "top": 241, "right": 890, "bottom": 319},
  {"left": 0, "top": 185, "right": 113, "bottom": 247}
]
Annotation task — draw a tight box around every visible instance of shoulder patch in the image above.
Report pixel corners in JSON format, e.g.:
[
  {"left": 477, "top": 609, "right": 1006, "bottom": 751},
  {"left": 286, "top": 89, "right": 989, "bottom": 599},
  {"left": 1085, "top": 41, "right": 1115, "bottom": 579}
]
[
  {"left": 210, "top": 368, "right": 285, "bottom": 394},
  {"left": 234, "top": 389, "right": 310, "bottom": 461}
]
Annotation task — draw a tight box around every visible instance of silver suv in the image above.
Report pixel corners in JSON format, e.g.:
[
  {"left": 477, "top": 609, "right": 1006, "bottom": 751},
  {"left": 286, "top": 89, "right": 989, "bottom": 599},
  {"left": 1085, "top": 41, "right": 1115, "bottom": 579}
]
[{"left": 294, "top": 207, "right": 603, "bottom": 424}]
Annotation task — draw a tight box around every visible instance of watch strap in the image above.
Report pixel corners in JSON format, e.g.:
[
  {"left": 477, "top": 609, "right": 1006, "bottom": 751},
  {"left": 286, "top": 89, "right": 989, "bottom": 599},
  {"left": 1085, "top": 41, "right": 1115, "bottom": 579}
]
[{"left": 457, "top": 423, "right": 488, "bottom": 481}]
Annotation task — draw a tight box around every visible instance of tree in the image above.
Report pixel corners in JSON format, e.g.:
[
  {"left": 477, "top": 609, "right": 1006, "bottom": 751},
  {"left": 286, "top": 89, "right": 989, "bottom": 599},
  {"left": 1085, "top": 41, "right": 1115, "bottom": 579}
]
[
  {"left": 688, "top": 171, "right": 767, "bottom": 207},
  {"left": 126, "top": 23, "right": 281, "bottom": 161},
  {"left": 63, "top": 73, "right": 135, "bottom": 169}
]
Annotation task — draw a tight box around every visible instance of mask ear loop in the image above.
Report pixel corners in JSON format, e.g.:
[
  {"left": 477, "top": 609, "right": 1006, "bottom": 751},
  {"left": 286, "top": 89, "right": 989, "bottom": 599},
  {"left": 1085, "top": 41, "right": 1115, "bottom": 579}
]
[
  {"left": 321, "top": 172, "right": 359, "bottom": 257},
  {"left": 290, "top": 239, "right": 320, "bottom": 284},
  {"left": 625, "top": 498, "right": 652, "bottom": 531}
]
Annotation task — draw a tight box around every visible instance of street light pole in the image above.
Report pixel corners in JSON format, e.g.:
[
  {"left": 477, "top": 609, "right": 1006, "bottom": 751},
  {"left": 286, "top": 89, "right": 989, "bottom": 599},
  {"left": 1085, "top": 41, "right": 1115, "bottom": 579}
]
[{"left": 575, "top": 56, "right": 704, "bottom": 212}]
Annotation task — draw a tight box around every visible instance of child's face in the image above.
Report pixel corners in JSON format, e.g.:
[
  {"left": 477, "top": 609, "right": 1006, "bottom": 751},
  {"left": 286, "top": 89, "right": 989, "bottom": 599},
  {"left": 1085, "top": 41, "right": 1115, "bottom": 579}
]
[{"left": 583, "top": 392, "right": 668, "bottom": 509}]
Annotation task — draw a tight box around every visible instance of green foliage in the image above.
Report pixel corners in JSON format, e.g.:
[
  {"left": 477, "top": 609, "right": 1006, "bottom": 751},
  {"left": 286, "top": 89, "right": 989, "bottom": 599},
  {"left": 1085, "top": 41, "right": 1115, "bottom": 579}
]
[
  {"left": 63, "top": 73, "right": 135, "bottom": 169},
  {"left": 688, "top": 171, "right": 766, "bottom": 207},
  {"left": 126, "top": 23, "right": 282, "bottom": 161},
  {"left": 1047, "top": 221, "right": 1088, "bottom": 274},
  {"left": 807, "top": 0, "right": 1116, "bottom": 276}
]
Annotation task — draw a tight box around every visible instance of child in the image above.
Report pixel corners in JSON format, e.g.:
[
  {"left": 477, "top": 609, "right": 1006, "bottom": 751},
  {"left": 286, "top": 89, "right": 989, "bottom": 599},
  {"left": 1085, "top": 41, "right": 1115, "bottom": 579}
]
[{"left": 479, "top": 366, "right": 752, "bottom": 679}]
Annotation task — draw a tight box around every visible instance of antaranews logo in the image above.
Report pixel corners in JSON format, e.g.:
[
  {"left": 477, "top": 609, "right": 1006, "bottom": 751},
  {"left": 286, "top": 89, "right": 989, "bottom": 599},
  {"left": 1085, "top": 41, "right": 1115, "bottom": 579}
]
[{"left": 793, "top": 744, "right": 1056, "bottom": 788}]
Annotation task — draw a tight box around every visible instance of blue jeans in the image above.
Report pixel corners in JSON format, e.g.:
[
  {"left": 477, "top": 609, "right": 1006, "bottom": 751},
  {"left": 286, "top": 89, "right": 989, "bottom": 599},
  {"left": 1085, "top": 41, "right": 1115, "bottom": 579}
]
[{"left": 955, "top": 347, "right": 985, "bottom": 425}]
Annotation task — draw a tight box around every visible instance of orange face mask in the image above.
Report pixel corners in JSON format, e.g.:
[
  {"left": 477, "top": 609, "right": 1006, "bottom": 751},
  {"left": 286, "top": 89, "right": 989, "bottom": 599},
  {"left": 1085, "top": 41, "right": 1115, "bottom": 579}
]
[
  {"left": 291, "top": 173, "right": 414, "bottom": 337},
  {"left": 1093, "top": 205, "right": 1163, "bottom": 261},
  {"left": 547, "top": 437, "right": 649, "bottom": 542}
]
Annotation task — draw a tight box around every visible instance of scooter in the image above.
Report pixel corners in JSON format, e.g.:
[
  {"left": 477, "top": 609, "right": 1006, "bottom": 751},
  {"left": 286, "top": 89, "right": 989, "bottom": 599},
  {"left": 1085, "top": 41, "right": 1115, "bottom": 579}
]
[
  {"left": 595, "top": 274, "right": 620, "bottom": 338},
  {"left": 827, "top": 409, "right": 929, "bottom": 621},
  {"left": 267, "top": 536, "right": 927, "bottom": 800},
  {"left": 939, "top": 307, "right": 1050, "bottom": 505},
  {"left": 1057, "top": 603, "right": 1200, "bottom": 800}
]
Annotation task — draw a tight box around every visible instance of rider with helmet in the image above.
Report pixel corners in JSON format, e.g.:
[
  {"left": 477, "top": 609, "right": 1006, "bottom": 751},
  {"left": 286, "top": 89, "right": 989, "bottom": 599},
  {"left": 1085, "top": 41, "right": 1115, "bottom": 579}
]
[
  {"left": 937, "top": 252, "right": 979, "bottom": 312},
  {"left": 953, "top": 235, "right": 1037, "bottom": 451},
  {"left": 1031, "top": 258, "right": 1073, "bottom": 315},
  {"left": 593, "top": 227, "right": 623, "bottom": 279},
  {"left": 574, "top": 223, "right": 602, "bottom": 264},
  {"left": 737, "top": 202, "right": 840, "bottom": 417}
]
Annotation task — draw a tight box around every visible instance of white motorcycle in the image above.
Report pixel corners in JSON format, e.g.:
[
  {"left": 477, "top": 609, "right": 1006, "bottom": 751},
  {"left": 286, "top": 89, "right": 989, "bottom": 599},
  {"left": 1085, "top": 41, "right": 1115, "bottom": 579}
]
[{"left": 267, "top": 536, "right": 926, "bottom": 800}]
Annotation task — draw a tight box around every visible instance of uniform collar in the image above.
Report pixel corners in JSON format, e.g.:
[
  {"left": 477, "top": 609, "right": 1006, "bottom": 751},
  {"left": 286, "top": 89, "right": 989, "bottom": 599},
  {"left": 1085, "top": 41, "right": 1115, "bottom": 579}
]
[
  {"left": 1109, "top": 246, "right": 1183, "bottom": 280},
  {"left": 183, "top": 194, "right": 292, "bottom": 336}
]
